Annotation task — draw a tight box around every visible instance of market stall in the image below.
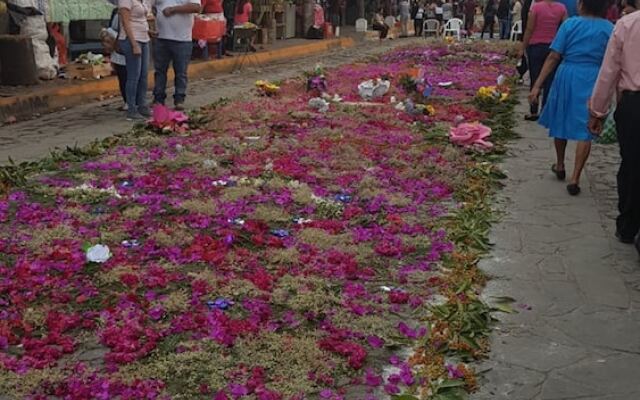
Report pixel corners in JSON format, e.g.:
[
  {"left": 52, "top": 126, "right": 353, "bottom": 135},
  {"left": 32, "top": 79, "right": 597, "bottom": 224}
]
[{"left": 47, "top": 0, "right": 114, "bottom": 60}]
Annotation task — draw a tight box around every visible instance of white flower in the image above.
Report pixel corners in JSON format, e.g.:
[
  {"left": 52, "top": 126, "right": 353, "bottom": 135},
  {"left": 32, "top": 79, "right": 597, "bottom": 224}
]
[
  {"left": 202, "top": 159, "right": 218, "bottom": 169},
  {"left": 309, "top": 98, "right": 330, "bottom": 113},
  {"left": 86, "top": 244, "right": 111, "bottom": 263}
]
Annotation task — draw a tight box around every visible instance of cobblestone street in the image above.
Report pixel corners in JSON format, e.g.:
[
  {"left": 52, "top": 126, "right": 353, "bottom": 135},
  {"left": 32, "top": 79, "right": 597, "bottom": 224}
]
[{"left": 474, "top": 93, "right": 640, "bottom": 400}]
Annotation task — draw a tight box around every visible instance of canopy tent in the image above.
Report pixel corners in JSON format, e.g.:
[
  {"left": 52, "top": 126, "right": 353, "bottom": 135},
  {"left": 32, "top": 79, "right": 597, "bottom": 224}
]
[{"left": 48, "top": 0, "right": 114, "bottom": 23}]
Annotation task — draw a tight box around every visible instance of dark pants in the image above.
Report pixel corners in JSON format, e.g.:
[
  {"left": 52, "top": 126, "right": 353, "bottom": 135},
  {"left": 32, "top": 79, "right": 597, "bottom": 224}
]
[
  {"left": 153, "top": 38, "right": 193, "bottom": 105},
  {"left": 499, "top": 18, "right": 510, "bottom": 39},
  {"left": 373, "top": 22, "right": 389, "bottom": 39},
  {"left": 481, "top": 17, "right": 495, "bottom": 38},
  {"left": 465, "top": 13, "right": 475, "bottom": 31},
  {"left": 113, "top": 63, "right": 127, "bottom": 104},
  {"left": 614, "top": 91, "right": 640, "bottom": 241},
  {"left": 119, "top": 40, "right": 149, "bottom": 112},
  {"left": 527, "top": 43, "right": 553, "bottom": 115},
  {"left": 306, "top": 26, "right": 324, "bottom": 39},
  {"left": 414, "top": 19, "right": 423, "bottom": 36}
]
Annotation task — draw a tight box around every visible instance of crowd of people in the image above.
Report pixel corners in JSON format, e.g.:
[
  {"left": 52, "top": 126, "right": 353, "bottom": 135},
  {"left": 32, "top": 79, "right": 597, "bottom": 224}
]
[{"left": 518, "top": 0, "right": 639, "bottom": 254}]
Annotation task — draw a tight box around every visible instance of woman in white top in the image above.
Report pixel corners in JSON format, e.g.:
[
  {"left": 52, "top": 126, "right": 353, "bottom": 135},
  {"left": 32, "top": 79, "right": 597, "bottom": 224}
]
[
  {"left": 105, "top": 5, "right": 128, "bottom": 111},
  {"left": 118, "top": 0, "right": 152, "bottom": 120}
]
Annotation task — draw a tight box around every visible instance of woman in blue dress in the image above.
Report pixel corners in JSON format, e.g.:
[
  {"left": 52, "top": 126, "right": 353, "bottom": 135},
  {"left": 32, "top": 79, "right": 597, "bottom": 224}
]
[{"left": 529, "top": 0, "right": 613, "bottom": 196}]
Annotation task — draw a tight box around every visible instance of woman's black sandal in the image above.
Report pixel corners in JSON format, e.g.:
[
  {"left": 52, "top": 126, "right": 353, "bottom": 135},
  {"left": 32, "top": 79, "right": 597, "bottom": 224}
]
[
  {"left": 551, "top": 164, "right": 566, "bottom": 181},
  {"left": 567, "top": 184, "right": 581, "bottom": 196}
]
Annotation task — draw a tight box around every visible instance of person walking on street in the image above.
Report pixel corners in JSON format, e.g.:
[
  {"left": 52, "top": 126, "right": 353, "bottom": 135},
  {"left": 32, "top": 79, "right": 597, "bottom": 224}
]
[
  {"left": 118, "top": 0, "right": 152, "bottom": 120},
  {"left": 497, "top": 0, "right": 512, "bottom": 39},
  {"left": 512, "top": 0, "right": 522, "bottom": 31},
  {"left": 481, "top": 0, "right": 497, "bottom": 38},
  {"left": 153, "top": 0, "right": 202, "bottom": 111},
  {"left": 442, "top": 0, "right": 454, "bottom": 22},
  {"left": 519, "top": 0, "right": 567, "bottom": 120},
  {"left": 400, "top": 0, "right": 411, "bottom": 37},
  {"left": 588, "top": 0, "right": 640, "bottom": 254},
  {"left": 464, "top": 0, "right": 477, "bottom": 31},
  {"left": 412, "top": 1, "right": 425, "bottom": 36},
  {"left": 529, "top": 0, "right": 612, "bottom": 196},
  {"left": 103, "top": 4, "right": 128, "bottom": 111}
]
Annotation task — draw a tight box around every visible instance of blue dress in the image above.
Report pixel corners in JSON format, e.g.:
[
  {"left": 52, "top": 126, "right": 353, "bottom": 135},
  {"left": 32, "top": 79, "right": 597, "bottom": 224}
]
[{"left": 539, "top": 17, "right": 613, "bottom": 141}]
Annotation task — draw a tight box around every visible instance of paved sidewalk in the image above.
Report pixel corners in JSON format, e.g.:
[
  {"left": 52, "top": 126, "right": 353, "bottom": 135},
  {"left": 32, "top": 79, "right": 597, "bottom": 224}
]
[
  {"left": 0, "top": 38, "right": 415, "bottom": 164},
  {"left": 474, "top": 93, "right": 640, "bottom": 400}
]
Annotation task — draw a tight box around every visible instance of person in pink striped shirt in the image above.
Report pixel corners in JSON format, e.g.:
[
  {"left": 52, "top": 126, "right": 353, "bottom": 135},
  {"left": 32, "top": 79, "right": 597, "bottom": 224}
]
[{"left": 589, "top": 2, "right": 640, "bottom": 254}]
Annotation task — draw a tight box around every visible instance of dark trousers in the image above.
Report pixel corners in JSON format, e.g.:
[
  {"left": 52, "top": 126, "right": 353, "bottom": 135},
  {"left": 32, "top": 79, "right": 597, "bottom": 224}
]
[
  {"left": 614, "top": 91, "right": 640, "bottom": 241},
  {"left": 113, "top": 63, "right": 127, "bottom": 104},
  {"left": 527, "top": 43, "right": 553, "bottom": 115},
  {"left": 153, "top": 39, "right": 193, "bottom": 105},
  {"left": 373, "top": 22, "right": 389, "bottom": 39},
  {"left": 465, "top": 13, "right": 475, "bottom": 31},
  {"left": 480, "top": 17, "right": 495, "bottom": 38},
  {"left": 414, "top": 19, "right": 423, "bottom": 36},
  {"left": 119, "top": 40, "right": 149, "bottom": 112},
  {"left": 499, "top": 18, "right": 510, "bottom": 39}
]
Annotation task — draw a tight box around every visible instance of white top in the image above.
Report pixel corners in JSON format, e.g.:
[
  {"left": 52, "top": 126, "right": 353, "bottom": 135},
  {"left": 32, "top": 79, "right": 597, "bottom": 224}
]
[
  {"left": 155, "top": 0, "right": 201, "bottom": 42},
  {"left": 108, "top": 14, "right": 126, "bottom": 66}
]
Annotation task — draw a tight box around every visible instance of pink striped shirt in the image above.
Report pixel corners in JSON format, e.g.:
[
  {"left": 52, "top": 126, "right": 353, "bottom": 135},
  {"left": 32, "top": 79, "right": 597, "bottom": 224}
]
[{"left": 590, "top": 11, "right": 640, "bottom": 116}]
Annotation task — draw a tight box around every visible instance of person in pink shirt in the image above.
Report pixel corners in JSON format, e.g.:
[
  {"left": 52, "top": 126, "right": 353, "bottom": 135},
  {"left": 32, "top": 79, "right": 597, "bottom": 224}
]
[
  {"left": 519, "top": 0, "right": 567, "bottom": 120},
  {"left": 307, "top": 0, "right": 326, "bottom": 39},
  {"left": 234, "top": 0, "right": 252, "bottom": 25},
  {"left": 589, "top": 1, "right": 640, "bottom": 253}
]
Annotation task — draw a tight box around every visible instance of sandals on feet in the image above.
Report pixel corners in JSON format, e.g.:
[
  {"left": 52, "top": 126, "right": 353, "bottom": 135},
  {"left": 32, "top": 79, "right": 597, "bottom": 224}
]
[
  {"left": 567, "top": 184, "right": 581, "bottom": 196},
  {"left": 551, "top": 164, "right": 566, "bottom": 181},
  {"left": 524, "top": 114, "right": 539, "bottom": 121}
]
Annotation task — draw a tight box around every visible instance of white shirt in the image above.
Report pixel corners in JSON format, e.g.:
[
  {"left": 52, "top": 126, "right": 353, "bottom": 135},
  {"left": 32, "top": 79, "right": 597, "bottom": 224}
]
[
  {"left": 108, "top": 14, "right": 126, "bottom": 66},
  {"left": 155, "top": 0, "right": 201, "bottom": 42}
]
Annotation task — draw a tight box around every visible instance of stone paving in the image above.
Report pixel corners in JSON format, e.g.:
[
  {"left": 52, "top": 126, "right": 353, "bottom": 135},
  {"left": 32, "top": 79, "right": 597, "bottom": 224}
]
[
  {"left": 3, "top": 41, "right": 640, "bottom": 399},
  {"left": 473, "top": 92, "right": 640, "bottom": 400},
  {"left": 0, "top": 37, "right": 420, "bottom": 164}
]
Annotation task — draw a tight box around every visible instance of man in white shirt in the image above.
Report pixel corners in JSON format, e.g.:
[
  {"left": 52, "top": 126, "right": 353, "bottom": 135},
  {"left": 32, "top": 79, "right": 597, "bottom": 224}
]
[{"left": 153, "top": 0, "right": 202, "bottom": 110}]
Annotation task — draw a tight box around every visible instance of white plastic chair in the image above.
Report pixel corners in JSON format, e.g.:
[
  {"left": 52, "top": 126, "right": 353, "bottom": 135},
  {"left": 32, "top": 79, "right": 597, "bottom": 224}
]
[
  {"left": 355, "top": 18, "right": 368, "bottom": 32},
  {"left": 510, "top": 20, "right": 523, "bottom": 41},
  {"left": 423, "top": 19, "right": 440, "bottom": 37},
  {"left": 442, "top": 18, "right": 463, "bottom": 39}
]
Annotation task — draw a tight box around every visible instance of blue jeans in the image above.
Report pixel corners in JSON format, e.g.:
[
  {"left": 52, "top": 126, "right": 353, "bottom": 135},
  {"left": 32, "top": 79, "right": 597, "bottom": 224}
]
[
  {"left": 527, "top": 43, "right": 554, "bottom": 115},
  {"left": 119, "top": 40, "right": 149, "bottom": 112},
  {"left": 499, "top": 18, "right": 510, "bottom": 39},
  {"left": 153, "top": 39, "right": 193, "bottom": 105}
]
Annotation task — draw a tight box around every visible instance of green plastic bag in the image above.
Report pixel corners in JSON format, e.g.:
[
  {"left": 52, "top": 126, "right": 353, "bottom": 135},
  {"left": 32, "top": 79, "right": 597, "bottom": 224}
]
[{"left": 596, "top": 107, "right": 617, "bottom": 145}]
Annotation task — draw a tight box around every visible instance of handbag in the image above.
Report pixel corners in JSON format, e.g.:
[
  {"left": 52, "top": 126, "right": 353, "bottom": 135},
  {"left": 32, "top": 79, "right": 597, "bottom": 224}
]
[{"left": 101, "top": 8, "right": 120, "bottom": 53}]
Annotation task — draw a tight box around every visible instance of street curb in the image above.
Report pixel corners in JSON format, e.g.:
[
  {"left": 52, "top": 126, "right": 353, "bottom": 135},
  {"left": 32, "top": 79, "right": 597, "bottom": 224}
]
[{"left": 0, "top": 37, "right": 355, "bottom": 121}]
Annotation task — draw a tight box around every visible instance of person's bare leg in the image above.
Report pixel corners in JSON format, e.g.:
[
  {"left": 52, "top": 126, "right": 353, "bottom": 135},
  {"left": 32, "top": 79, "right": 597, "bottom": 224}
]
[
  {"left": 570, "top": 141, "right": 592, "bottom": 185},
  {"left": 554, "top": 138, "right": 567, "bottom": 171}
]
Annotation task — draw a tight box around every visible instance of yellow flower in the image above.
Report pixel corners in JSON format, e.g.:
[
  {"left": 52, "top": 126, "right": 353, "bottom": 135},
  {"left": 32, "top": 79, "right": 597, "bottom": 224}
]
[{"left": 426, "top": 105, "right": 436, "bottom": 116}]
